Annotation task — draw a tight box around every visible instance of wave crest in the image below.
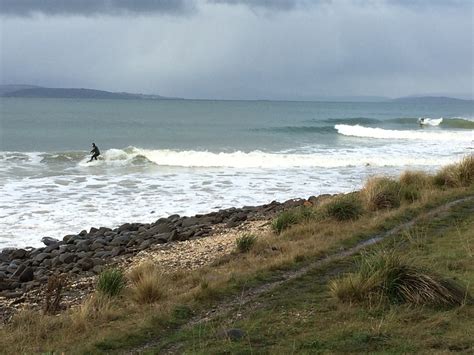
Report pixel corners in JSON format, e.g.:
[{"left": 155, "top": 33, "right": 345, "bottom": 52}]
[{"left": 335, "top": 124, "right": 473, "bottom": 141}]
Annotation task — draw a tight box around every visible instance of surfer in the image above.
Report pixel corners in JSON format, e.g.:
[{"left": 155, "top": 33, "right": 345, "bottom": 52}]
[
  {"left": 89, "top": 143, "right": 100, "bottom": 162},
  {"left": 419, "top": 118, "right": 425, "bottom": 126}
]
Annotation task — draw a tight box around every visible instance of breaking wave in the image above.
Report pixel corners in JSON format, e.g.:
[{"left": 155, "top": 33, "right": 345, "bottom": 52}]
[
  {"left": 335, "top": 124, "right": 473, "bottom": 141},
  {"left": 74, "top": 147, "right": 457, "bottom": 168}
]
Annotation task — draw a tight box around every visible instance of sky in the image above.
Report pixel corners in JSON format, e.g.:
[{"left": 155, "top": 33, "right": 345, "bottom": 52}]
[{"left": 0, "top": 0, "right": 472, "bottom": 100}]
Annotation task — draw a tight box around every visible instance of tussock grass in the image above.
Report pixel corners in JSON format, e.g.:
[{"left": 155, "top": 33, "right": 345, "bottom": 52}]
[
  {"left": 97, "top": 268, "right": 125, "bottom": 297},
  {"left": 323, "top": 193, "right": 364, "bottom": 221},
  {"left": 399, "top": 170, "right": 432, "bottom": 189},
  {"left": 434, "top": 155, "right": 474, "bottom": 188},
  {"left": 236, "top": 233, "right": 257, "bottom": 253},
  {"left": 363, "top": 177, "right": 401, "bottom": 211},
  {"left": 330, "top": 251, "right": 471, "bottom": 307},
  {"left": 71, "top": 293, "right": 118, "bottom": 330},
  {"left": 271, "top": 206, "right": 314, "bottom": 233},
  {"left": 127, "top": 261, "right": 166, "bottom": 304}
]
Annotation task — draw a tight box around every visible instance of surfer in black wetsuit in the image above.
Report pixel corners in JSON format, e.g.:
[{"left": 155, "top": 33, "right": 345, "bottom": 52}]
[{"left": 89, "top": 143, "right": 100, "bottom": 162}]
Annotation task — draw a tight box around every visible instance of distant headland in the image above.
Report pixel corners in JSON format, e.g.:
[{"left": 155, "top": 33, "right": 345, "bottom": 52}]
[{"left": 0, "top": 84, "right": 472, "bottom": 102}]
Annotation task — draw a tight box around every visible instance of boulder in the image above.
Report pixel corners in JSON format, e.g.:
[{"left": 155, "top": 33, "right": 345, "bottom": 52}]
[
  {"left": 11, "top": 249, "right": 27, "bottom": 259},
  {"left": 19, "top": 267, "right": 34, "bottom": 282},
  {"left": 34, "top": 253, "right": 50, "bottom": 263},
  {"left": 220, "top": 328, "right": 246, "bottom": 341},
  {"left": 59, "top": 253, "right": 76, "bottom": 264},
  {"left": 12, "top": 264, "right": 26, "bottom": 278},
  {"left": 77, "top": 257, "right": 94, "bottom": 271},
  {"left": 41, "top": 237, "right": 60, "bottom": 246},
  {"left": 76, "top": 240, "right": 90, "bottom": 252}
]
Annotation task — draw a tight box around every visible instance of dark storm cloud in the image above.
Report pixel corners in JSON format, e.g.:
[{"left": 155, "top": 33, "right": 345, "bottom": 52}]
[{"left": 0, "top": 0, "right": 196, "bottom": 16}]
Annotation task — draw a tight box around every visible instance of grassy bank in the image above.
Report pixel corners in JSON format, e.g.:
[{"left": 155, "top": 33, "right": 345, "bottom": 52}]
[{"left": 0, "top": 156, "right": 473, "bottom": 353}]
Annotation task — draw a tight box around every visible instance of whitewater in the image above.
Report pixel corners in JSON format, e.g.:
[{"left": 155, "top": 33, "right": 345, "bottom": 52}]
[{"left": 1, "top": 98, "right": 473, "bottom": 248}]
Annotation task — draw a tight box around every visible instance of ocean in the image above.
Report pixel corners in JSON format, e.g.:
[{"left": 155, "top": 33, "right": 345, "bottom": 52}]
[{"left": 1, "top": 97, "right": 473, "bottom": 248}]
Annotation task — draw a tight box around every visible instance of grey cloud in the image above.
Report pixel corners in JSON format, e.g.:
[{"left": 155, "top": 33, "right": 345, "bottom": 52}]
[
  {"left": 209, "top": 0, "right": 328, "bottom": 11},
  {"left": 0, "top": 0, "right": 196, "bottom": 17}
]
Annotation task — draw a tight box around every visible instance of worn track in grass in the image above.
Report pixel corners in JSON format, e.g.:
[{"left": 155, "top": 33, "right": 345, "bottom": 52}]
[{"left": 128, "top": 195, "right": 474, "bottom": 354}]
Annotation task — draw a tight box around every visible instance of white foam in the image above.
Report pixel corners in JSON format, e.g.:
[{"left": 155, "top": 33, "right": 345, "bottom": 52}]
[
  {"left": 335, "top": 124, "right": 473, "bottom": 141},
  {"left": 74, "top": 147, "right": 460, "bottom": 169}
]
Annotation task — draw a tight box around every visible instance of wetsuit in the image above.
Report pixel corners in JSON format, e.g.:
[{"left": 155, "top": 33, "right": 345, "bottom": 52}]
[{"left": 90, "top": 146, "right": 100, "bottom": 161}]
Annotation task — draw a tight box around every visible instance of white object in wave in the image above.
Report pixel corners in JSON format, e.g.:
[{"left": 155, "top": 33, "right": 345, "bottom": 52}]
[{"left": 418, "top": 117, "right": 443, "bottom": 126}]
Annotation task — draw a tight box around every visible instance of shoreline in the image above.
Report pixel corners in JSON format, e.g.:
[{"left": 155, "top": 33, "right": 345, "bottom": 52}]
[{"left": 0, "top": 194, "right": 325, "bottom": 322}]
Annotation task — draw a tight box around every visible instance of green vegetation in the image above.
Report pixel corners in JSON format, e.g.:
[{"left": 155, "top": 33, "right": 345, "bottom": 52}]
[
  {"left": 434, "top": 155, "right": 474, "bottom": 188},
  {"left": 330, "top": 250, "right": 470, "bottom": 307},
  {"left": 1, "top": 155, "right": 473, "bottom": 353},
  {"left": 235, "top": 233, "right": 257, "bottom": 253},
  {"left": 96, "top": 268, "right": 125, "bottom": 297},
  {"left": 363, "top": 177, "right": 402, "bottom": 210},
  {"left": 271, "top": 206, "right": 313, "bottom": 233},
  {"left": 323, "top": 193, "right": 364, "bottom": 221}
]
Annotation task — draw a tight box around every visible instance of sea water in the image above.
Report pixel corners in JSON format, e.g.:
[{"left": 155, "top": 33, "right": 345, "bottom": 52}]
[{"left": 1, "top": 98, "right": 473, "bottom": 248}]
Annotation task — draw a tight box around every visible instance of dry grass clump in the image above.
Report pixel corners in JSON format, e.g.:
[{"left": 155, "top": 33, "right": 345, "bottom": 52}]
[
  {"left": 434, "top": 155, "right": 474, "bottom": 188},
  {"left": 362, "top": 177, "right": 401, "bottom": 211},
  {"left": 399, "top": 170, "right": 432, "bottom": 189},
  {"left": 127, "top": 261, "right": 166, "bottom": 304},
  {"left": 71, "top": 293, "right": 118, "bottom": 329},
  {"left": 330, "top": 251, "right": 471, "bottom": 308},
  {"left": 323, "top": 193, "right": 364, "bottom": 221}
]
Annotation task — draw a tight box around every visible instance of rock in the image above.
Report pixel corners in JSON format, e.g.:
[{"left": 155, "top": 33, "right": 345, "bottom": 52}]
[
  {"left": 167, "top": 214, "right": 180, "bottom": 223},
  {"left": 138, "top": 239, "right": 153, "bottom": 250},
  {"left": 11, "top": 249, "right": 27, "bottom": 259},
  {"left": 63, "top": 234, "right": 75, "bottom": 243},
  {"left": 12, "top": 264, "right": 26, "bottom": 278},
  {"left": 111, "top": 246, "right": 125, "bottom": 257},
  {"left": 89, "top": 227, "right": 99, "bottom": 235},
  {"left": 149, "top": 223, "right": 173, "bottom": 235},
  {"left": 90, "top": 241, "right": 105, "bottom": 251},
  {"left": 0, "top": 280, "right": 13, "bottom": 291},
  {"left": 79, "top": 230, "right": 88, "bottom": 236},
  {"left": 77, "top": 257, "right": 94, "bottom": 271},
  {"left": 92, "top": 265, "right": 103, "bottom": 274},
  {"left": 59, "top": 253, "right": 76, "bottom": 264},
  {"left": 76, "top": 240, "right": 90, "bottom": 252},
  {"left": 41, "top": 236, "right": 60, "bottom": 246},
  {"left": 181, "top": 217, "right": 201, "bottom": 228},
  {"left": 110, "top": 235, "right": 131, "bottom": 246},
  {"left": 221, "top": 328, "right": 246, "bottom": 341},
  {"left": 44, "top": 243, "right": 61, "bottom": 253},
  {"left": 34, "top": 253, "right": 50, "bottom": 263},
  {"left": 18, "top": 267, "right": 34, "bottom": 282},
  {"left": 41, "top": 259, "right": 52, "bottom": 267}
]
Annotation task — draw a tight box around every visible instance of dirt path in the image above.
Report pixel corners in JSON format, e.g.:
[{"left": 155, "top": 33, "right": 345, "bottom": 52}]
[{"left": 128, "top": 195, "right": 474, "bottom": 354}]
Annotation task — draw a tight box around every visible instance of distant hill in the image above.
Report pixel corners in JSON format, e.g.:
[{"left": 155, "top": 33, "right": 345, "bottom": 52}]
[
  {"left": 0, "top": 84, "right": 42, "bottom": 96},
  {"left": 0, "top": 85, "right": 173, "bottom": 100},
  {"left": 392, "top": 96, "right": 473, "bottom": 104}
]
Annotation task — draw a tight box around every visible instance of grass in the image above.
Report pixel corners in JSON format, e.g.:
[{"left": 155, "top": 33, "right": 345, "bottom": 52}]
[
  {"left": 271, "top": 206, "right": 313, "bottom": 233},
  {"left": 127, "top": 261, "right": 166, "bottom": 304},
  {"left": 149, "top": 197, "right": 474, "bottom": 354},
  {"left": 323, "top": 193, "right": 364, "bottom": 221},
  {"left": 434, "top": 155, "right": 474, "bottom": 188},
  {"left": 236, "top": 233, "right": 257, "bottom": 253},
  {"left": 329, "top": 250, "right": 471, "bottom": 307},
  {"left": 363, "top": 177, "right": 402, "bottom": 210},
  {"left": 96, "top": 268, "right": 125, "bottom": 297},
  {"left": 0, "top": 157, "right": 473, "bottom": 353}
]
